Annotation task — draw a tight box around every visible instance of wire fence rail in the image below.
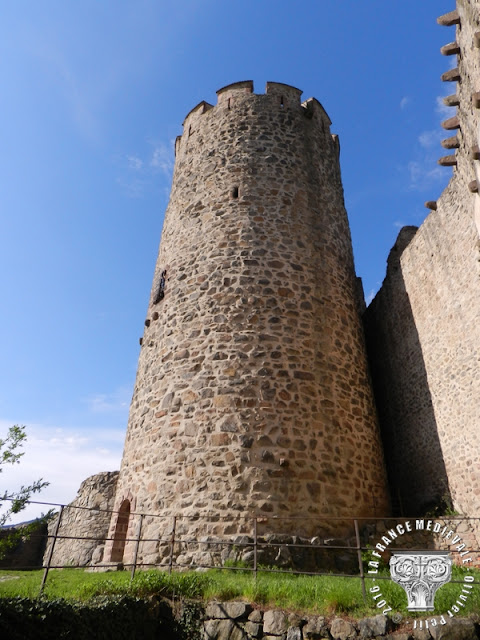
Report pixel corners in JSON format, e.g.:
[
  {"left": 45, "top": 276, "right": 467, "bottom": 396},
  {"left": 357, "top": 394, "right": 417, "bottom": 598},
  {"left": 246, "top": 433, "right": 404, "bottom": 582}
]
[{"left": 1, "top": 498, "right": 480, "bottom": 600}]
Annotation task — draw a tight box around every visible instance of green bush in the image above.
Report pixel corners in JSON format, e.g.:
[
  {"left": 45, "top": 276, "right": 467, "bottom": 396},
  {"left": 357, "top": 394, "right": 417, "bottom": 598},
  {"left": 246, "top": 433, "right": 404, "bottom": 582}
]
[{"left": 0, "top": 595, "right": 178, "bottom": 640}]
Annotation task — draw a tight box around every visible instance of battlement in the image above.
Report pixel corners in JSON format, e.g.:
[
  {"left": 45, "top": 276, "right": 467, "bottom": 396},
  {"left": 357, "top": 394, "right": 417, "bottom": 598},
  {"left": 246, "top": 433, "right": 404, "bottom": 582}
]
[{"left": 181, "top": 80, "right": 333, "bottom": 139}]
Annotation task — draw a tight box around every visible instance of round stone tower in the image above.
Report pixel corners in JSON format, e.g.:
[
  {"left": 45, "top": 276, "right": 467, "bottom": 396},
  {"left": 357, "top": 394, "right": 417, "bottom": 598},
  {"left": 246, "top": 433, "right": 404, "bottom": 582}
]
[{"left": 106, "top": 81, "right": 389, "bottom": 566}]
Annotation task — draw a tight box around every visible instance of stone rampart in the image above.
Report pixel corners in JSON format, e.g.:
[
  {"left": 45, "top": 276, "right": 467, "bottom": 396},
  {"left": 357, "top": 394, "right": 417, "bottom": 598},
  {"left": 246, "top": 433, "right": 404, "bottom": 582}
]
[
  {"left": 364, "top": 2, "right": 480, "bottom": 528},
  {"left": 43, "top": 471, "right": 118, "bottom": 567}
]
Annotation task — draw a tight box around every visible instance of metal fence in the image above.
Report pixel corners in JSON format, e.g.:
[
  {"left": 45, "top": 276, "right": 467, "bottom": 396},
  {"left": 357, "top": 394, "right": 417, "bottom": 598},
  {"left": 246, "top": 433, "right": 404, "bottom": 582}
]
[{"left": 1, "top": 498, "right": 480, "bottom": 600}]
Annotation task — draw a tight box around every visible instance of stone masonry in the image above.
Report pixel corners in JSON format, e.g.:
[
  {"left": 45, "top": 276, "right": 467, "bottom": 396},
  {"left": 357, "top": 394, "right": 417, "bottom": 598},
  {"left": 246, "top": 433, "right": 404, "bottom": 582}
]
[
  {"left": 44, "top": 471, "right": 118, "bottom": 567},
  {"left": 364, "top": 0, "right": 480, "bottom": 519},
  {"left": 42, "top": 2, "right": 480, "bottom": 571},
  {"left": 104, "top": 80, "right": 390, "bottom": 567}
]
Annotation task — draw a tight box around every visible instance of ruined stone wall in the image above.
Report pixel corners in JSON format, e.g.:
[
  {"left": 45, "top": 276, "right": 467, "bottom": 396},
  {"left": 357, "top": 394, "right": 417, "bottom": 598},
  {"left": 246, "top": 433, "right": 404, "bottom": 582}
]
[
  {"left": 365, "top": 2, "right": 480, "bottom": 518},
  {"left": 44, "top": 471, "right": 118, "bottom": 567},
  {"left": 106, "top": 81, "right": 389, "bottom": 567}
]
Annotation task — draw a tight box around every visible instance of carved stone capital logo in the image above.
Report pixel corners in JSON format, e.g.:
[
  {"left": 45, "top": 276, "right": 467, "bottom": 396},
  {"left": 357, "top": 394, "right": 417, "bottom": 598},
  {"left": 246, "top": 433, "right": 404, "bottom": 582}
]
[{"left": 390, "top": 551, "right": 452, "bottom": 611}]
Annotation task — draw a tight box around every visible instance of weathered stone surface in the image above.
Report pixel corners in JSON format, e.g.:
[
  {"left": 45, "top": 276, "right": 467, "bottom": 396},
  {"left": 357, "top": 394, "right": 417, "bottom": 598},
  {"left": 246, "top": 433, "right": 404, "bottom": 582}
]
[
  {"left": 441, "top": 68, "right": 461, "bottom": 82},
  {"left": 330, "top": 618, "right": 357, "bottom": 640},
  {"left": 43, "top": 471, "right": 119, "bottom": 568},
  {"left": 286, "top": 627, "right": 302, "bottom": 640},
  {"left": 358, "top": 615, "right": 390, "bottom": 638},
  {"left": 249, "top": 610, "right": 263, "bottom": 623},
  {"left": 412, "top": 629, "right": 431, "bottom": 640},
  {"left": 105, "top": 80, "right": 389, "bottom": 564},
  {"left": 263, "top": 610, "right": 288, "bottom": 635},
  {"left": 303, "top": 616, "right": 330, "bottom": 639},
  {"left": 245, "top": 621, "right": 263, "bottom": 638},
  {"left": 364, "top": 0, "right": 480, "bottom": 546},
  {"left": 206, "top": 602, "right": 251, "bottom": 620},
  {"left": 429, "top": 619, "right": 477, "bottom": 640}
]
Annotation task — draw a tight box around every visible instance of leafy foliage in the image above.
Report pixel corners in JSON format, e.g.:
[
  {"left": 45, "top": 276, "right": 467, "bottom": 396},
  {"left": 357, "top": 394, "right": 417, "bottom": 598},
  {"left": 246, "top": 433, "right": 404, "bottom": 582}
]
[
  {"left": 0, "top": 425, "right": 49, "bottom": 527},
  {"left": 0, "top": 425, "right": 51, "bottom": 560},
  {"left": 0, "top": 595, "right": 175, "bottom": 640}
]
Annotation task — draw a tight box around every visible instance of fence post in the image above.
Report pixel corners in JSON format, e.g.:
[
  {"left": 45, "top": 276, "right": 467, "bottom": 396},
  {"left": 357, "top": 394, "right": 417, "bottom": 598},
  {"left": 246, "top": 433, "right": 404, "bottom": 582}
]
[
  {"left": 168, "top": 516, "right": 176, "bottom": 574},
  {"left": 130, "top": 514, "right": 144, "bottom": 580},
  {"left": 354, "top": 519, "right": 367, "bottom": 604},
  {"left": 39, "top": 505, "right": 64, "bottom": 595},
  {"left": 253, "top": 517, "right": 257, "bottom": 581}
]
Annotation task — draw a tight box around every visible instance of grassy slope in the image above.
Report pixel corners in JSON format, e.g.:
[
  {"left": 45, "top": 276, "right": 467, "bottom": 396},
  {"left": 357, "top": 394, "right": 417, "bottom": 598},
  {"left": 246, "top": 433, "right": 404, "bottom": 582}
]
[{"left": 1, "top": 566, "right": 479, "bottom": 619}]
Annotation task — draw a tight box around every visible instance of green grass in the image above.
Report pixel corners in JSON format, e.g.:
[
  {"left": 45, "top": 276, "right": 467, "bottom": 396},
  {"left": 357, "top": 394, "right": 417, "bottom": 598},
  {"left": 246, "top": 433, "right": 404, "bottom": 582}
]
[{"left": 0, "top": 566, "right": 479, "bottom": 618}]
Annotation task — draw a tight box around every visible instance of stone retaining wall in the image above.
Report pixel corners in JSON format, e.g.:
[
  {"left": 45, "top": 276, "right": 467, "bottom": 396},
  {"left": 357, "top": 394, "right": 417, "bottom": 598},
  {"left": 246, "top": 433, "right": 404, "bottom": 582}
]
[{"left": 200, "top": 602, "right": 479, "bottom": 640}]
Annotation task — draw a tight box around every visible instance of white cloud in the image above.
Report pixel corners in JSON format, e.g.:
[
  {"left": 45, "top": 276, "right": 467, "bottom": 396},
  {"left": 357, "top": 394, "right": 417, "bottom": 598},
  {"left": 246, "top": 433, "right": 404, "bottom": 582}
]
[
  {"left": 117, "top": 140, "right": 174, "bottom": 198},
  {"left": 0, "top": 420, "right": 124, "bottom": 524},
  {"left": 408, "top": 160, "right": 445, "bottom": 191},
  {"left": 127, "top": 155, "right": 143, "bottom": 171},
  {"left": 400, "top": 96, "right": 411, "bottom": 110},
  {"left": 150, "top": 141, "right": 174, "bottom": 176},
  {"left": 418, "top": 129, "right": 443, "bottom": 150},
  {"left": 85, "top": 386, "right": 131, "bottom": 414}
]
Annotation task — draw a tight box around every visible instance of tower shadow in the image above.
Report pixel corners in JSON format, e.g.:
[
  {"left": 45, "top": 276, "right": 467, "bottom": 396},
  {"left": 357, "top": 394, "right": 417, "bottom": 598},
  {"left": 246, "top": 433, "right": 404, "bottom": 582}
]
[{"left": 363, "top": 227, "right": 451, "bottom": 516}]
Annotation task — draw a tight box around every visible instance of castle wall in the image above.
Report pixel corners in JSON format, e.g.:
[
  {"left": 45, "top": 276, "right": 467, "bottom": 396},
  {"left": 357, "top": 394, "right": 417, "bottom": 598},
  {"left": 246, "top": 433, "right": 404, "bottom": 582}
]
[
  {"left": 107, "top": 81, "right": 389, "bottom": 567},
  {"left": 44, "top": 471, "right": 118, "bottom": 567},
  {"left": 365, "top": 1, "right": 480, "bottom": 517}
]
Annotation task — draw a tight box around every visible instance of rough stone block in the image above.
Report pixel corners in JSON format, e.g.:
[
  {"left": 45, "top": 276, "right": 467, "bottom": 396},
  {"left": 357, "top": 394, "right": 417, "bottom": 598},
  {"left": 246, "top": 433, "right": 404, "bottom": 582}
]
[
  {"left": 441, "top": 136, "right": 460, "bottom": 149},
  {"left": 441, "top": 68, "right": 461, "bottom": 82},
  {"left": 303, "top": 616, "right": 329, "bottom": 639},
  {"left": 245, "top": 621, "right": 263, "bottom": 638},
  {"left": 437, "top": 155, "right": 457, "bottom": 167},
  {"left": 429, "top": 619, "right": 477, "bottom": 640},
  {"left": 358, "top": 615, "right": 390, "bottom": 638},
  {"left": 441, "top": 116, "right": 460, "bottom": 130},
  {"left": 248, "top": 610, "right": 263, "bottom": 623},
  {"left": 440, "top": 42, "right": 460, "bottom": 56},
  {"left": 263, "top": 610, "right": 288, "bottom": 635},
  {"left": 437, "top": 10, "right": 460, "bottom": 27},
  {"left": 330, "top": 618, "right": 357, "bottom": 640}
]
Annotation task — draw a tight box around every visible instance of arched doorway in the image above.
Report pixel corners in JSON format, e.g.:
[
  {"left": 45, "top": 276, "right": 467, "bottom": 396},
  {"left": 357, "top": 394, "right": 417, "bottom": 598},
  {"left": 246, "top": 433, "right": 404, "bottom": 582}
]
[{"left": 110, "top": 499, "right": 130, "bottom": 563}]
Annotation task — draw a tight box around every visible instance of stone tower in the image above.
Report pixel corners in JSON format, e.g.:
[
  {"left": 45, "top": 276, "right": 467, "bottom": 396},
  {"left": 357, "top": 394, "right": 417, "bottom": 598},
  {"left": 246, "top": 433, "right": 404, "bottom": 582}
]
[{"left": 106, "top": 81, "right": 389, "bottom": 566}]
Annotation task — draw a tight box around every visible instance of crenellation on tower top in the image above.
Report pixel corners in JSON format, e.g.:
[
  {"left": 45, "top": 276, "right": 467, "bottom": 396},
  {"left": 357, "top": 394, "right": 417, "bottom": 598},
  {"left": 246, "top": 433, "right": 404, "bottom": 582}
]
[
  {"left": 181, "top": 100, "right": 213, "bottom": 131},
  {"left": 301, "top": 97, "right": 332, "bottom": 127},
  {"left": 216, "top": 80, "right": 254, "bottom": 107},
  {"left": 265, "top": 81, "right": 303, "bottom": 106}
]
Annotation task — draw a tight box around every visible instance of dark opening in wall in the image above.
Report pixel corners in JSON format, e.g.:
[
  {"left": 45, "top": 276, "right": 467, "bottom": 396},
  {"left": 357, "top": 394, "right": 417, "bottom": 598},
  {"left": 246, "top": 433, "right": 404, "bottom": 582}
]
[
  {"left": 231, "top": 186, "right": 239, "bottom": 199},
  {"left": 280, "top": 96, "right": 284, "bottom": 107},
  {"left": 110, "top": 500, "right": 131, "bottom": 563},
  {"left": 154, "top": 270, "right": 167, "bottom": 303}
]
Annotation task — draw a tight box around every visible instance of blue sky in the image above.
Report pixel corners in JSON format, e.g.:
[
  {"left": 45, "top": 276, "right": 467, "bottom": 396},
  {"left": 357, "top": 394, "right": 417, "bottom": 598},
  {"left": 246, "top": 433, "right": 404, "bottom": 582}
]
[{"left": 0, "top": 0, "right": 454, "bottom": 520}]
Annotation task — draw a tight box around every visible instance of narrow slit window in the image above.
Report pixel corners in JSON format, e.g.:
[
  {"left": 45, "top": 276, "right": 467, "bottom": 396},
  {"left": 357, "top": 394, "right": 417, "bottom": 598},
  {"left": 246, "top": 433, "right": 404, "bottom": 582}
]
[
  {"left": 280, "top": 96, "right": 284, "bottom": 107},
  {"left": 231, "top": 186, "right": 239, "bottom": 199},
  {"left": 227, "top": 98, "right": 231, "bottom": 110},
  {"left": 154, "top": 270, "right": 167, "bottom": 304}
]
